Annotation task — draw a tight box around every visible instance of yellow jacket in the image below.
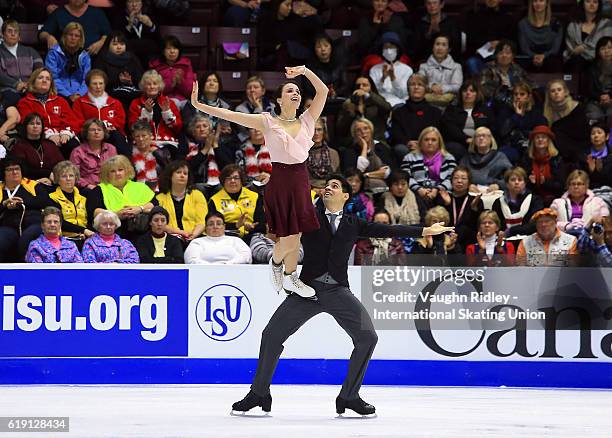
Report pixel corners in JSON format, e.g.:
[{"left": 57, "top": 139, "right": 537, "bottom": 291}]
[
  {"left": 210, "top": 187, "right": 259, "bottom": 237},
  {"left": 0, "top": 179, "right": 38, "bottom": 202},
  {"left": 49, "top": 186, "right": 88, "bottom": 237},
  {"left": 156, "top": 189, "right": 208, "bottom": 234}
]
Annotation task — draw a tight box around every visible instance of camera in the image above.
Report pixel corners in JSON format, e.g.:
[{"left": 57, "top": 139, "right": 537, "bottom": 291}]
[{"left": 592, "top": 223, "right": 604, "bottom": 234}]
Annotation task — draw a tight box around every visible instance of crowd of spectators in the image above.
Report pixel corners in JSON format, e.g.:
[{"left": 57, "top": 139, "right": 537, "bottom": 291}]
[{"left": 1, "top": 0, "right": 612, "bottom": 267}]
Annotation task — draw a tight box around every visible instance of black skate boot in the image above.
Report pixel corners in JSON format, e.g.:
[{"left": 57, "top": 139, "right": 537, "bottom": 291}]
[
  {"left": 336, "top": 396, "right": 376, "bottom": 417},
  {"left": 231, "top": 390, "right": 272, "bottom": 415}
]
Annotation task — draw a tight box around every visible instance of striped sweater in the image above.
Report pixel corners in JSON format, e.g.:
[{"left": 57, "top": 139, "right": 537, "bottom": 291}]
[{"left": 400, "top": 151, "right": 456, "bottom": 191}]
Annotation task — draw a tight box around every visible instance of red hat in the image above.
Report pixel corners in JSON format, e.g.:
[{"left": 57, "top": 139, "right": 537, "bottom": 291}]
[{"left": 529, "top": 125, "right": 555, "bottom": 142}]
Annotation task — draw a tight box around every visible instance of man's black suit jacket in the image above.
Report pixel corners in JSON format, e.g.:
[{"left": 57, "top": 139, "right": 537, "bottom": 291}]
[{"left": 300, "top": 203, "right": 424, "bottom": 287}]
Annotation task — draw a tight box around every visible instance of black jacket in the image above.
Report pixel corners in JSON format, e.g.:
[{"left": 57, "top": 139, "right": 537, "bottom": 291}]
[
  {"left": 135, "top": 232, "right": 184, "bottom": 264},
  {"left": 390, "top": 99, "right": 442, "bottom": 146},
  {"left": 441, "top": 103, "right": 495, "bottom": 145},
  {"left": 491, "top": 191, "right": 544, "bottom": 238},
  {"left": 300, "top": 202, "right": 423, "bottom": 287},
  {"left": 551, "top": 103, "right": 591, "bottom": 163}
]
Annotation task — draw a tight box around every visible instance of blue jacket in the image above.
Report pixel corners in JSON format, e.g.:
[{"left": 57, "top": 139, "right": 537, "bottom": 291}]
[{"left": 45, "top": 44, "right": 90, "bottom": 98}]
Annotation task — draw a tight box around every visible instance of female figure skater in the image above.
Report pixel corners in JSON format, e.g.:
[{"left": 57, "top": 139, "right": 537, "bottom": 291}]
[{"left": 190, "top": 66, "right": 327, "bottom": 299}]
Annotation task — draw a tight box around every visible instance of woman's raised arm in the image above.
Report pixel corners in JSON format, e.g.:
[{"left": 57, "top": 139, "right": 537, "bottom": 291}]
[{"left": 286, "top": 66, "right": 329, "bottom": 120}]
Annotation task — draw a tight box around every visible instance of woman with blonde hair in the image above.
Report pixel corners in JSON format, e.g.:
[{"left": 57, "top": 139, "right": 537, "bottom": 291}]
[
  {"left": 520, "top": 125, "right": 566, "bottom": 205},
  {"left": 401, "top": 126, "right": 456, "bottom": 206},
  {"left": 45, "top": 22, "right": 91, "bottom": 102},
  {"left": 543, "top": 79, "right": 590, "bottom": 166},
  {"left": 550, "top": 169, "right": 609, "bottom": 234},
  {"left": 412, "top": 206, "right": 459, "bottom": 254},
  {"left": 459, "top": 126, "right": 511, "bottom": 193},
  {"left": 86, "top": 155, "right": 155, "bottom": 236},
  {"left": 517, "top": 0, "right": 563, "bottom": 71}
]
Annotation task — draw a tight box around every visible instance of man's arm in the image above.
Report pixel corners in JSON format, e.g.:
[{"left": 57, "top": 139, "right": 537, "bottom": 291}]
[{"left": 358, "top": 219, "right": 423, "bottom": 239}]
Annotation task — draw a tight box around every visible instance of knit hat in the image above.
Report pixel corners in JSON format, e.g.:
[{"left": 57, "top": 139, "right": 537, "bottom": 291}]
[
  {"left": 531, "top": 208, "right": 558, "bottom": 223},
  {"left": 529, "top": 125, "right": 555, "bottom": 142}
]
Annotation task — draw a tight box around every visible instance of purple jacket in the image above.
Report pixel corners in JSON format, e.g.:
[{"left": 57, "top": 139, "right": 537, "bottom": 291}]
[
  {"left": 25, "top": 235, "right": 83, "bottom": 263},
  {"left": 82, "top": 233, "right": 140, "bottom": 263}
]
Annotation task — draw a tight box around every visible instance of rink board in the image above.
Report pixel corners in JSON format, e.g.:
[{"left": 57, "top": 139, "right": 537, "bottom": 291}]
[{"left": 1, "top": 264, "right": 612, "bottom": 388}]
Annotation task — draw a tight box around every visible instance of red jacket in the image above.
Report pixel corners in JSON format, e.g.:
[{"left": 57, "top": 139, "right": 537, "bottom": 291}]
[
  {"left": 16, "top": 93, "right": 82, "bottom": 137},
  {"left": 128, "top": 94, "right": 182, "bottom": 143},
  {"left": 73, "top": 94, "right": 127, "bottom": 136}
]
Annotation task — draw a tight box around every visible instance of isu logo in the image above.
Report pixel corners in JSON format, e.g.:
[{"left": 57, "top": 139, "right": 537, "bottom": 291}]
[
  {"left": 108, "top": 110, "right": 115, "bottom": 118},
  {"left": 195, "top": 284, "right": 252, "bottom": 341},
  {"left": 52, "top": 106, "right": 60, "bottom": 114}
]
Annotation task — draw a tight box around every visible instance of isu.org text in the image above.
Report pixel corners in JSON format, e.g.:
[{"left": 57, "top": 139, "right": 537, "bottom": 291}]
[{"left": 1, "top": 285, "right": 167, "bottom": 341}]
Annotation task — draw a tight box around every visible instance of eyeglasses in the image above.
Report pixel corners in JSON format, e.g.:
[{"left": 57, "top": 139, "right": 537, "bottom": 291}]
[
  {"left": 225, "top": 176, "right": 241, "bottom": 181},
  {"left": 4, "top": 167, "right": 20, "bottom": 173},
  {"left": 475, "top": 133, "right": 491, "bottom": 138}
]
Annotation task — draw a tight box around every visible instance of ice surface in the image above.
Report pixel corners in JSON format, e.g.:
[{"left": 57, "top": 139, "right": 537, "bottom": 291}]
[{"left": 1, "top": 384, "right": 611, "bottom": 437}]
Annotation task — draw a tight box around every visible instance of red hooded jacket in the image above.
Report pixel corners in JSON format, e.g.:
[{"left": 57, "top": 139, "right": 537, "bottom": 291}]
[{"left": 73, "top": 94, "right": 127, "bottom": 136}]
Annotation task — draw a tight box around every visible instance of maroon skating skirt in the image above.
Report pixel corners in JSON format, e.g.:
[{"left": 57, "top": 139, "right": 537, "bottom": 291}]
[{"left": 264, "top": 162, "right": 320, "bottom": 237}]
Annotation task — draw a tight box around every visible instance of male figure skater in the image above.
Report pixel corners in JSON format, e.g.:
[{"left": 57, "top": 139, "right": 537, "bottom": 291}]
[{"left": 232, "top": 175, "right": 453, "bottom": 415}]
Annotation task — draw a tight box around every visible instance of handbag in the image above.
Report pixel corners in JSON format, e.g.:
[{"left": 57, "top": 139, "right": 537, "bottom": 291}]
[{"left": 126, "top": 213, "right": 149, "bottom": 234}]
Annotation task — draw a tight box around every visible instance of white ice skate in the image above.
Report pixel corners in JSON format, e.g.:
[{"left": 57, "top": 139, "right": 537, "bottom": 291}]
[
  {"left": 269, "top": 258, "right": 284, "bottom": 293},
  {"left": 282, "top": 271, "right": 317, "bottom": 300}
]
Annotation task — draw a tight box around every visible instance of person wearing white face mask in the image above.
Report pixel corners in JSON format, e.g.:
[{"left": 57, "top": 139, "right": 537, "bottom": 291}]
[{"left": 369, "top": 32, "right": 413, "bottom": 108}]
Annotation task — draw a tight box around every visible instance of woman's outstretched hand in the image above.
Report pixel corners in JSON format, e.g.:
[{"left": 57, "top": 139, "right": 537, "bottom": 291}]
[
  {"left": 423, "top": 222, "right": 455, "bottom": 236},
  {"left": 285, "top": 66, "right": 306, "bottom": 79},
  {"left": 191, "top": 81, "right": 199, "bottom": 107}
]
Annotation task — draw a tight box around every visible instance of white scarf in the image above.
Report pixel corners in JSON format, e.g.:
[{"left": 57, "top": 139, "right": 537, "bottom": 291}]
[
  {"left": 500, "top": 194, "right": 532, "bottom": 229},
  {"left": 88, "top": 92, "right": 108, "bottom": 109}
]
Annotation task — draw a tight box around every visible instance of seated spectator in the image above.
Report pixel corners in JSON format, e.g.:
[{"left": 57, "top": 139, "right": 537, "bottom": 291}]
[
  {"left": 379, "top": 170, "right": 421, "bottom": 225},
  {"left": 182, "top": 71, "right": 231, "bottom": 130},
  {"left": 519, "top": 125, "right": 566, "bottom": 205},
  {"left": 130, "top": 120, "right": 159, "bottom": 191},
  {"left": 436, "top": 166, "right": 481, "bottom": 248},
  {"left": 93, "top": 31, "right": 144, "bottom": 111},
  {"left": 82, "top": 209, "right": 140, "bottom": 263},
  {"left": 69, "top": 119, "right": 117, "bottom": 190},
  {"left": 235, "top": 75, "right": 275, "bottom": 116},
  {"left": 208, "top": 164, "right": 266, "bottom": 241},
  {"left": 39, "top": 0, "right": 111, "bottom": 55},
  {"left": 250, "top": 227, "right": 304, "bottom": 264},
  {"left": 45, "top": 21, "right": 90, "bottom": 102},
  {"left": 86, "top": 155, "right": 155, "bottom": 229},
  {"left": 307, "top": 118, "right": 340, "bottom": 189},
  {"left": 110, "top": 0, "right": 159, "bottom": 63},
  {"left": 460, "top": 126, "right": 511, "bottom": 193},
  {"left": 25, "top": 206, "right": 83, "bottom": 263},
  {"left": 543, "top": 79, "right": 590, "bottom": 167},
  {"left": 354, "top": 208, "right": 408, "bottom": 265},
  {"left": 344, "top": 168, "right": 374, "bottom": 221},
  {"left": 563, "top": 0, "right": 612, "bottom": 72},
  {"left": 357, "top": 0, "right": 409, "bottom": 58},
  {"left": 149, "top": 35, "right": 195, "bottom": 109},
  {"left": 135, "top": 206, "right": 184, "bottom": 263},
  {"left": 577, "top": 215, "right": 612, "bottom": 266},
  {"left": 390, "top": 73, "right": 442, "bottom": 162},
  {"left": 0, "top": 19, "right": 44, "bottom": 106},
  {"left": 465, "top": 210, "right": 515, "bottom": 263},
  {"left": 414, "top": 0, "right": 461, "bottom": 63},
  {"left": 224, "top": 0, "right": 262, "bottom": 27},
  {"left": 0, "top": 93, "right": 19, "bottom": 149},
  {"left": 369, "top": 31, "right": 413, "bottom": 108},
  {"left": 412, "top": 205, "right": 459, "bottom": 254},
  {"left": 550, "top": 169, "right": 610, "bottom": 235},
  {"left": 236, "top": 126, "right": 272, "bottom": 186},
  {"left": 441, "top": 79, "right": 495, "bottom": 162},
  {"left": 516, "top": 207, "right": 578, "bottom": 266},
  {"left": 0, "top": 157, "right": 52, "bottom": 261},
  {"left": 418, "top": 33, "right": 462, "bottom": 109},
  {"left": 585, "top": 123, "right": 612, "bottom": 187},
  {"left": 496, "top": 81, "right": 547, "bottom": 164},
  {"left": 335, "top": 75, "right": 391, "bottom": 148},
  {"left": 401, "top": 126, "right": 456, "bottom": 207},
  {"left": 306, "top": 33, "right": 348, "bottom": 99},
  {"left": 49, "top": 160, "right": 94, "bottom": 243},
  {"left": 73, "top": 69, "right": 129, "bottom": 156},
  {"left": 342, "top": 118, "right": 394, "bottom": 191},
  {"left": 156, "top": 160, "right": 207, "bottom": 242},
  {"left": 585, "top": 36, "right": 612, "bottom": 123},
  {"left": 464, "top": 0, "right": 517, "bottom": 76},
  {"left": 184, "top": 211, "right": 253, "bottom": 264},
  {"left": 517, "top": 0, "right": 563, "bottom": 72},
  {"left": 10, "top": 113, "right": 64, "bottom": 182},
  {"left": 16, "top": 67, "right": 81, "bottom": 156},
  {"left": 491, "top": 166, "right": 543, "bottom": 238},
  {"left": 128, "top": 69, "right": 183, "bottom": 150},
  {"left": 480, "top": 40, "right": 531, "bottom": 114}
]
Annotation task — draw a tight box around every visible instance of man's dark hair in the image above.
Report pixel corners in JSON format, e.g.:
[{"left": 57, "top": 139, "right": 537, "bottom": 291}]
[
  {"left": 205, "top": 211, "right": 225, "bottom": 223},
  {"left": 326, "top": 173, "right": 353, "bottom": 198}
]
